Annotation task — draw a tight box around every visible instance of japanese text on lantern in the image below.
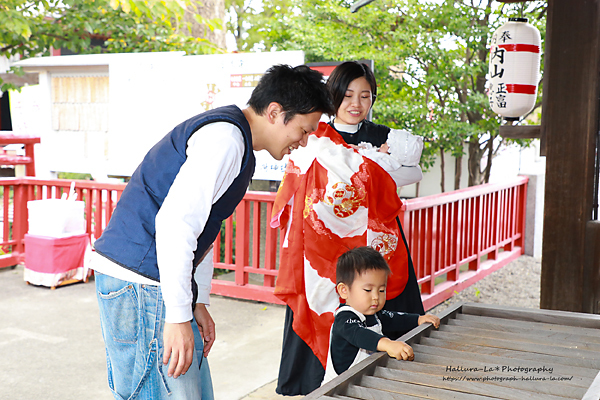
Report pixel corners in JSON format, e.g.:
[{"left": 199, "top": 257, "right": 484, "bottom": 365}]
[{"left": 489, "top": 30, "right": 511, "bottom": 109}]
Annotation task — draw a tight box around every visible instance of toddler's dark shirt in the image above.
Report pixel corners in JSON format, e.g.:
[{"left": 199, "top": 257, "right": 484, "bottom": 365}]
[{"left": 330, "top": 306, "right": 420, "bottom": 375}]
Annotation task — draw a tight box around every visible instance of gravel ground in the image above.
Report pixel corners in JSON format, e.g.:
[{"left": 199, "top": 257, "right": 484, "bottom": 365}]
[{"left": 427, "top": 255, "right": 542, "bottom": 315}]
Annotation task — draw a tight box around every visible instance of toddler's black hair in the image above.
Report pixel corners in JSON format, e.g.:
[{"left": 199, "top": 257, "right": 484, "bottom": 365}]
[{"left": 336, "top": 246, "right": 391, "bottom": 287}]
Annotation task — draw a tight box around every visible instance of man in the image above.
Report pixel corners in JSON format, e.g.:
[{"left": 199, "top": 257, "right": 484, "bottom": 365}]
[{"left": 91, "top": 64, "right": 334, "bottom": 400}]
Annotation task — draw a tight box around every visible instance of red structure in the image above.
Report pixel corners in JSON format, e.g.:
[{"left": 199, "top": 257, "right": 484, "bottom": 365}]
[
  {"left": 0, "top": 132, "right": 40, "bottom": 177},
  {"left": 0, "top": 176, "right": 528, "bottom": 311},
  {"left": 400, "top": 177, "right": 528, "bottom": 310}
]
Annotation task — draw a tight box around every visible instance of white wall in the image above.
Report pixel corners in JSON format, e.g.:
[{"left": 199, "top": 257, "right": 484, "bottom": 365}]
[
  {"left": 416, "top": 139, "right": 546, "bottom": 198},
  {"left": 11, "top": 51, "right": 305, "bottom": 179}
]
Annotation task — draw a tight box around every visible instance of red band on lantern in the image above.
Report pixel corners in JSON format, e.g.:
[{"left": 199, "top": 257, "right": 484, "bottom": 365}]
[
  {"left": 498, "top": 44, "right": 540, "bottom": 53},
  {"left": 506, "top": 84, "right": 537, "bottom": 94}
]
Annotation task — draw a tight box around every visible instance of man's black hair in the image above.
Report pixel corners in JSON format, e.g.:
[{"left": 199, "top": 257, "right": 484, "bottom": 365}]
[
  {"left": 326, "top": 61, "right": 378, "bottom": 114},
  {"left": 248, "top": 64, "right": 335, "bottom": 123},
  {"left": 336, "top": 246, "right": 391, "bottom": 287}
]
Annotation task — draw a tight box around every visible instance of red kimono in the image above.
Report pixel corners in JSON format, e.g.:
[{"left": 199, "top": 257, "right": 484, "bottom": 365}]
[{"left": 271, "top": 122, "right": 410, "bottom": 368}]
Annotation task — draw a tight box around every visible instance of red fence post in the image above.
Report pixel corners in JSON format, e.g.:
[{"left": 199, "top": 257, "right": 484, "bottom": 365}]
[
  {"left": 468, "top": 196, "right": 482, "bottom": 271},
  {"left": 11, "top": 179, "right": 28, "bottom": 263},
  {"left": 516, "top": 182, "right": 528, "bottom": 252},
  {"left": 264, "top": 202, "right": 277, "bottom": 288},
  {"left": 235, "top": 200, "right": 250, "bottom": 286}
]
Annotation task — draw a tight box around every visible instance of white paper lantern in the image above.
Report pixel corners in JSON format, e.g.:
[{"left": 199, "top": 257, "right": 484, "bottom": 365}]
[{"left": 488, "top": 17, "right": 541, "bottom": 120}]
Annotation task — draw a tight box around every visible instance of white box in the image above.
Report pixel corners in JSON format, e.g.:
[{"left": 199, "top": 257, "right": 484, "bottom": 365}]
[{"left": 27, "top": 199, "right": 86, "bottom": 238}]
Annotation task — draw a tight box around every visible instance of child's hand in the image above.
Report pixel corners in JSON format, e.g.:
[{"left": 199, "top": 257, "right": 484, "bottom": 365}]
[
  {"left": 377, "top": 337, "right": 414, "bottom": 361},
  {"left": 418, "top": 314, "right": 440, "bottom": 329}
]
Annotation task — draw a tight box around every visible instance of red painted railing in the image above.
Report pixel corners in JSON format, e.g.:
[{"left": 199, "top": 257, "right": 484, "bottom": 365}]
[
  {"left": 0, "top": 176, "right": 528, "bottom": 310},
  {"left": 400, "top": 176, "right": 528, "bottom": 310},
  {"left": 0, "top": 178, "right": 125, "bottom": 268},
  {"left": 0, "top": 132, "right": 41, "bottom": 176}
]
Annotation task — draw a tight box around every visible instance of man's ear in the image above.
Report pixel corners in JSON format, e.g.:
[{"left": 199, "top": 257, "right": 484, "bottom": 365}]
[
  {"left": 266, "top": 102, "right": 283, "bottom": 123},
  {"left": 337, "top": 282, "right": 349, "bottom": 300}
]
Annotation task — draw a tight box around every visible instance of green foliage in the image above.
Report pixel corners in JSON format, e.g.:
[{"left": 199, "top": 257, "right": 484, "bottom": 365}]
[
  {"left": 215, "top": 219, "right": 236, "bottom": 276},
  {"left": 57, "top": 172, "right": 93, "bottom": 180},
  {"left": 0, "top": 0, "right": 224, "bottom": 91},
  {"left": 225, "top": 0, "right": 293, "bottom": 51},
  {"left": 234, "top": 0, "right": 546, "bottom": 186}
]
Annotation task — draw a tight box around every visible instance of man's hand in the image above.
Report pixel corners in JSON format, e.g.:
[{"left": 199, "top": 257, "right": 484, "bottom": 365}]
[
  {"left": 163, "top": 321, "right": 195, "bottom": 379},
  {"left": 193, "top": 303, "right": 216, "bottom": 357}
]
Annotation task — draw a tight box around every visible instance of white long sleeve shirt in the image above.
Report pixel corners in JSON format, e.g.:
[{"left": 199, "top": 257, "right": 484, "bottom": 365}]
[{"left": 91, "top": 121, "right": 245, "bottom": 324}]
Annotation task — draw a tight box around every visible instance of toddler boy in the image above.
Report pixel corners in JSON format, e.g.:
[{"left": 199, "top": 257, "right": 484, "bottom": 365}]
[{"left": 323, "top": 246, "right": 440, "bottom": 384}]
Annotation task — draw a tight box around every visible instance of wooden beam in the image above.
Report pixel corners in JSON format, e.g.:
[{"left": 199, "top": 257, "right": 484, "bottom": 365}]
[
  {"left": 499, "top": 124, "right": 541, "bottom": 139},
  {"left": 0, "top": 73, "right": 39, "bottom": 87},
  {"left": 584, "top": 221, "right": 600, "bottom": 314},
  {"left": 540, "top": 0, "right": 600, "bottom": 313}
]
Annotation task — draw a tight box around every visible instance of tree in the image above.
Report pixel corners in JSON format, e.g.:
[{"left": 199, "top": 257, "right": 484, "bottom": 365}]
[
  {"left": 244, "top": 0, "right": 546, "bottom": 188},
  {"left": 225, "top": 0, "right": 293, "bottom": 51},
  {"left": 184, "top": 0, "right": 227, "bottom": 49},
  {"left": 0, "top": 0, "right": 226, "bottom": 91}
]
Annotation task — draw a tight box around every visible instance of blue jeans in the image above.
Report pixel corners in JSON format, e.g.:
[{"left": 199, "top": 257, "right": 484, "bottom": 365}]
[{"left": 96, "top": 272, "right": 214, "bottom": 400}]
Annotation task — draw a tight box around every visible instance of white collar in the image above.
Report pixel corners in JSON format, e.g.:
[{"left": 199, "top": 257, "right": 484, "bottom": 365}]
[{"left": 332, "top": 120, "right": 363, "bottom": 134}]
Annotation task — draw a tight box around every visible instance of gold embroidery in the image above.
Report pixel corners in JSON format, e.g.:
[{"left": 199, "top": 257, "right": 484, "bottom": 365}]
[
  {"left": 303, "top": 195, "right": 313, "bottom": 218},
  {"left": 371, "top": 234, "right": 399, "bottom": 259},
  {"left": 277, "top": 173, "right": 286, "bottom": 194},
  {"left": 322, "top": 182, "right": 365, "bottom": 218},
  {"left": 304, "top": 189, "right": 325, "bottom": 219}
]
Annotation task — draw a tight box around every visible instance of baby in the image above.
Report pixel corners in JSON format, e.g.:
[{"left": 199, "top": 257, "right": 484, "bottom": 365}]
[
  {"left": 356, "top": 128, "right": 424, "bottom": 168},
  {"left": 322, "top": 246, "right": 440, "bottom": 385}
]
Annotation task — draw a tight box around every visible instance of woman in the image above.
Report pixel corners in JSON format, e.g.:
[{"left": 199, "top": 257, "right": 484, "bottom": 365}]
[{"left": 271, "top": 61, "right": 425, "bottom": 396}]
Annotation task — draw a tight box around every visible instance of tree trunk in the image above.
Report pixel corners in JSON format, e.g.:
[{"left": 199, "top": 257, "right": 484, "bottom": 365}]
[
  {"left": 439, "top": 147, "right": 445, "bottom": 193},
  {"left": 184, "top": 0, "right": 227, "bottom": 49},
  {"left": 467, "top": 139, "right": 484, "bottom": 187},
  {"left": 483, "top": 135, "right": 494, "bottom": 184},
  {"left": 454, "top": 153, "right": 462, "bottom": 190}
]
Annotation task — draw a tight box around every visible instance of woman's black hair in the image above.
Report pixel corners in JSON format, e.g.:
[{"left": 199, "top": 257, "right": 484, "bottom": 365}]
[
  {"left": 326, "top": 61, "right": 378, "bottom": 115},
  {"left": 248, "top": 64, "right": 335, "bottom": 123}
]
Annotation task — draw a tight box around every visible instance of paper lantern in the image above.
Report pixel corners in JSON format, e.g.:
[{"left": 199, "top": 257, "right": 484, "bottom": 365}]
[{"left": 488, "top": 17, "right": 541, "bottom": 120}]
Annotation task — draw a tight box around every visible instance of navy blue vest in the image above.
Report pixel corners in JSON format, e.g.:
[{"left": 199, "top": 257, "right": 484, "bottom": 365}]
[{"left": 94, "top": 105, "right": 255, "bottom": 282}]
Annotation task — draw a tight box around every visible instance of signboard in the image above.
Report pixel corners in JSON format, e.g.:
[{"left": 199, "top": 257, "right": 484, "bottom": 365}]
[{"left": 109, "top": 51, "right": 304, "bottom": 177}]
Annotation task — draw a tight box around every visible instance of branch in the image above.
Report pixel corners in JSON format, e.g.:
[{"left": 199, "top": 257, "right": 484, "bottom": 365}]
[
  {"left": 350, "top": 0, "right": 376, "bottom": 13},
  {"left": 433, "top": 83, "right": 446, "bottom": 108},
  {"left": 388, "top": 65, "right": 425, "bottom": 84},
  {"left": 492, "top": 136, "right": 505, "bottom": 158}
]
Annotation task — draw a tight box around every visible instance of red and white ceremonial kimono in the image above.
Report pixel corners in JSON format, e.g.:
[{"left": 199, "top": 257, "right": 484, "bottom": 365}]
[{"left": 271, "top": 122, "right": 409, "bottom": 368}]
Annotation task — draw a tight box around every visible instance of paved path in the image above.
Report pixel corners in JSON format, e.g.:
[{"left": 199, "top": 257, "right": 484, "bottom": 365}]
[{"left": 0, "top": 265, "right": 288, "bottom": 400}]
